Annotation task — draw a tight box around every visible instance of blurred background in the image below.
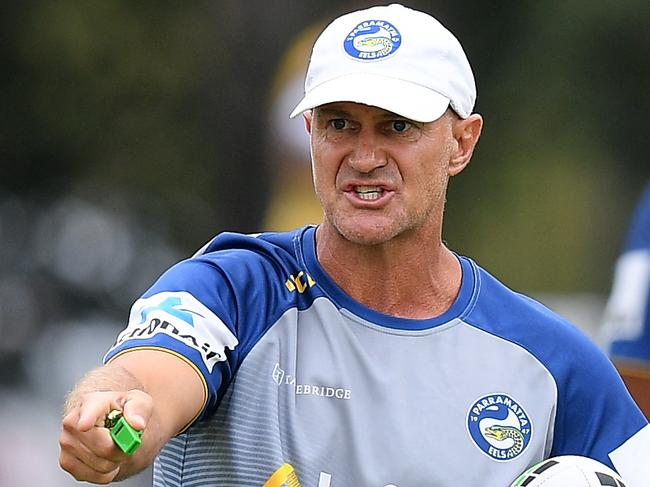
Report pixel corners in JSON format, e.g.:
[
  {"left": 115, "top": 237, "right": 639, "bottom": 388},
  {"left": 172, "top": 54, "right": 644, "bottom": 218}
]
[{"left": 1, "top": 0, "right": 648, "bottom": 484}]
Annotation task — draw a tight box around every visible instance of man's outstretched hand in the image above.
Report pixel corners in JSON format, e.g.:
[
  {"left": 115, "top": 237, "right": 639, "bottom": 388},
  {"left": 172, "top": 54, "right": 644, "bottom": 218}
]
[{"left": 59, "top": 390, "right": 152, "bottom": 484}]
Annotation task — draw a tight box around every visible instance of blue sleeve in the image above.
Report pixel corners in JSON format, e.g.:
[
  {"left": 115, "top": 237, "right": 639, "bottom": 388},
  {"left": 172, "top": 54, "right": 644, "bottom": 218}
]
[
  {"left": 548, "top": 329, "right": 647, "bottom": 467},
  {"left": 103, "top": 232, "right": 301, "bottom": 420},
  {"left": 507, "top": 294, "right": 648, "bottom": 467}
]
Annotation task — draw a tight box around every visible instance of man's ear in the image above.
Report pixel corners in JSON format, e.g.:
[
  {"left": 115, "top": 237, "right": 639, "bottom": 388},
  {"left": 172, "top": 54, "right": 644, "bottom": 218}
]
[
  {"left": 449, "top": 113, "right": 483, "bottom": 176},
  {"left": 303, "top": 111, "right": 313, "bottom": 134}
]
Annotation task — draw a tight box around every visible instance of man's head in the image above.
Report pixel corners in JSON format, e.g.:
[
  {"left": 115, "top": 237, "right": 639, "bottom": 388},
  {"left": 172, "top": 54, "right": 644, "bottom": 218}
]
[
  {"left": 290, "top": 3, "right": 476, "bottom": 123},
  {"left": 292, "top": 4, "right": 482, "bottom": 247}
]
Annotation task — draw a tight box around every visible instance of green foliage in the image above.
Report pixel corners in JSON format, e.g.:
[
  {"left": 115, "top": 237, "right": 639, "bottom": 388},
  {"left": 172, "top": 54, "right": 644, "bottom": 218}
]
[{"left": 3, "top": 0, "right": 648, "bottom": 292}]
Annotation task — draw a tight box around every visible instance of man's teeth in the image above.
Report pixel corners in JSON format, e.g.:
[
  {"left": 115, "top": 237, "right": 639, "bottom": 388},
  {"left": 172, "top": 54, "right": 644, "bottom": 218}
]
[{"left": 354, "top": 186, "right": 383, "bottom": 200}]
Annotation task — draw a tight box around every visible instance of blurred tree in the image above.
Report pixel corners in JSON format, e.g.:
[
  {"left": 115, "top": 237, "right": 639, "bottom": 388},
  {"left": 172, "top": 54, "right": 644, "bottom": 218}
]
[
  {"left": 1, "top": 0, "right": 648, "bottom": 294},
  {"left": 438, "top": 0, "right": 650, "bottom": 292}
]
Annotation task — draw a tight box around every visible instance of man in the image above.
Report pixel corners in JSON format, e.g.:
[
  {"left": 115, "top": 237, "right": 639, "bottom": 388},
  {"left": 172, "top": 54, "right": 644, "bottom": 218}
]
[{"left": 59, "top": 4, "right": 649, "bottom": 486}]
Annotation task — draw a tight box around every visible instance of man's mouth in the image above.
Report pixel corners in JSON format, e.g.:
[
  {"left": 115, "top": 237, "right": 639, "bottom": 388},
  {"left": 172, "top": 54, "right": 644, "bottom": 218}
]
[{"left": 354, "top": 186, "right": 384, "bottom": 201}]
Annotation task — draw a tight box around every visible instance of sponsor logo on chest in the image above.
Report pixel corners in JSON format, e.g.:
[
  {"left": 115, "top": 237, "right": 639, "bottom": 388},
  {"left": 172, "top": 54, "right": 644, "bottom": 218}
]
[{"left": 272, "top": 363, "right": 352, "bottom": 400}]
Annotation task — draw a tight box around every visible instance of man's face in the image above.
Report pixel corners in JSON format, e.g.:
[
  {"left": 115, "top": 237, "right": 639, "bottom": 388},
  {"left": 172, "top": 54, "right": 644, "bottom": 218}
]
[{"left": 306, "top": 102, "right": 459, "bottom": 246}]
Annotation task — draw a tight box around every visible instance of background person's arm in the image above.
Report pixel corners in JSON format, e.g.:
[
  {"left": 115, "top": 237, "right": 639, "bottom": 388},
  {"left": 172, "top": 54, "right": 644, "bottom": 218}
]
[{"left": 59, "top": 349, "right": 206, "bottom": 484}]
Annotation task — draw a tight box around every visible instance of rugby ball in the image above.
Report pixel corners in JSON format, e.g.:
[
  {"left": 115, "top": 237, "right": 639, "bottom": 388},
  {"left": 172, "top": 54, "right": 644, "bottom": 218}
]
[{"left": 509, "top": 455, "right": 627, "bottom": 487}]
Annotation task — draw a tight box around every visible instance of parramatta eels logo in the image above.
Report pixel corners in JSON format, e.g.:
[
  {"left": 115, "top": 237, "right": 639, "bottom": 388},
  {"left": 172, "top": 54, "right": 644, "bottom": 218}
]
[
  {"left": 467, "top": 394, "right": 532, "bottom": 461},
  {"left": 343, "top": 19, "right": 401, "bottom": 61}
]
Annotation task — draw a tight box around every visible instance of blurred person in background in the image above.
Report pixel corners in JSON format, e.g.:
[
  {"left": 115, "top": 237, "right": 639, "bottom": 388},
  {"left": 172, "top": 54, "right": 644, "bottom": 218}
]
[
  {"left": 58, "top": 4, "right": 649, "bottom": 486},
  {"left": 600, "top": 182, "right": 650, "bottom": 415},
  {"left": 264, "top": 22, "right": 324, "bottom": 231}
]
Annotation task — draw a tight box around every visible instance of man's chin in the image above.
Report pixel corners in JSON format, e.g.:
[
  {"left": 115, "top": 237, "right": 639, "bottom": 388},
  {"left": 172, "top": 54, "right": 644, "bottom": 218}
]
[{"left": 334, "top": 223, "right": 401, "bottom": 247}]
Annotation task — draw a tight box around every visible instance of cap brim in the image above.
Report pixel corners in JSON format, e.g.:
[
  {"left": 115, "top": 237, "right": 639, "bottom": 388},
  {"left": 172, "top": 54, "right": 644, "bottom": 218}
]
[{"left": 289, "top": 73, "right": 450, "bottom": 123}]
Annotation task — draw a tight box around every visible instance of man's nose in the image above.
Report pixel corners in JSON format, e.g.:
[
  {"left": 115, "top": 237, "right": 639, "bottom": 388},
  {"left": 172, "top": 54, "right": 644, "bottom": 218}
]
[{"left": 347, "top": 131, "right": 388, "bottom": 173}]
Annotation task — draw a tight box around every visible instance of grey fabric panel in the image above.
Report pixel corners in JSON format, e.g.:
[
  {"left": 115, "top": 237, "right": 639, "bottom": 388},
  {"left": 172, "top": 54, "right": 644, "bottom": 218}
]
[{"left": 155, "top": 297, "right": 556, "bottom": 486}]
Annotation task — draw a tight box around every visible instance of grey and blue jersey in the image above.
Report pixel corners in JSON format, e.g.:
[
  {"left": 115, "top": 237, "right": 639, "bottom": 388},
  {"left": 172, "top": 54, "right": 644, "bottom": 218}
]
[{"left": 105, "top": 225, "right": 649, "bottom": 486}]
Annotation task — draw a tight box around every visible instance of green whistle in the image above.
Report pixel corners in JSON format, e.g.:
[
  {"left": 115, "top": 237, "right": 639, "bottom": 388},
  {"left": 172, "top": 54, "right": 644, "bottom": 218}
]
[{"left": 105, "top": 410, "right": 142, "bottom": 455}]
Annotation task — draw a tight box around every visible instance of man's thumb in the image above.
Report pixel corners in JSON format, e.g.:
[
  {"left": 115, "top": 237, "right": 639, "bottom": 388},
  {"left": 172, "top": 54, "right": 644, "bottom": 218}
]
[{"left": 121, "top": 390, "right": 151, "bottom": 431}]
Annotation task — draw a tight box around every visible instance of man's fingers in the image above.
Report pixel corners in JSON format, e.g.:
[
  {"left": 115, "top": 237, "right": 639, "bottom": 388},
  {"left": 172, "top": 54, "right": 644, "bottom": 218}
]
[
  {"left": 59, "top": 427, "right": 121, "bottom": 482},
  {"left": 122, "top": 389, "right": 153, "bottom": 431},
  {"left": 75, "top": 391, "right": 129, "bottom": 431},
  {"left": 59, "top": 388, "right": 154, "bottom": 483},
  {"left": 61, "top": 408, "right": 80, "bottom": 431},
  {"left": 59, "top": 391, "right": 135, "bottom": 482},
  {"left": 71, "top": 390, "right": 150, "bottom": 432},
  {"left": 61, "top": 417, "right": 125, "bottom": 463},
  {"left": 59, "top": 451, "right": 120, "bottom": 484}
]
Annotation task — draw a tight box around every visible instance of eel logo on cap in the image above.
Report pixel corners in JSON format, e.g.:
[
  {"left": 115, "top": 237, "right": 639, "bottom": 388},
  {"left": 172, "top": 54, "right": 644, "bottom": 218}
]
[{"left": 343, "top": 20, "right": 401, "bottom": 61}]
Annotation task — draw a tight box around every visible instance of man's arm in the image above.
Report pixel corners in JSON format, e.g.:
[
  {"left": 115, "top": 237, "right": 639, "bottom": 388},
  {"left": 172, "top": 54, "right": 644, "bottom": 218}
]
[{"left": 59, "top": 349, "right": 206, "bottom": 484}]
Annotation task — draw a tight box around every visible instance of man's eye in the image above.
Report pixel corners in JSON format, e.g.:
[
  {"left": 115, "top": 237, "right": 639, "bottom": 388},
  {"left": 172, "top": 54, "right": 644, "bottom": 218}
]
[
  {"left": 392, "top": 120, "right": 411, "bottom": 132},
  {"left": 330, "top": 119, "right": 347, "bottom": 130}
]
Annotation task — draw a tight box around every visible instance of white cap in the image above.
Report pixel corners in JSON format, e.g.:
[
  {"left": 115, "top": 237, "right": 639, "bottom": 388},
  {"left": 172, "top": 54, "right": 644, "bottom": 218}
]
[{"left": 290, "top": 3, "right": 476, "bottom": 122}]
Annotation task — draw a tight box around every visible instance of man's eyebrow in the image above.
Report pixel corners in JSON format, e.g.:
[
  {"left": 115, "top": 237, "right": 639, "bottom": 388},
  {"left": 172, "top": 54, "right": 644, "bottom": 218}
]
[
  {"left": 316, "top": 107, "right": 350, "bottom": 118},
  {"left": 316, "top": 106, "right": 406, "bottom": 120}
]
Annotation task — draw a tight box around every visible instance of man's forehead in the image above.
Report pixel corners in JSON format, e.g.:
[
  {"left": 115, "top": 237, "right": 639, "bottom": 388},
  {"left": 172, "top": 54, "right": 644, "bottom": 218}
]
[{"left": 314, "top": 102, "right": 412, "bottom": 120}]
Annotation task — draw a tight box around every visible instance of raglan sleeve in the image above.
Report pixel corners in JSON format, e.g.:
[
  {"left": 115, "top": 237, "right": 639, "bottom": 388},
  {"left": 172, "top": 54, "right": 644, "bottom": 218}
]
[
  {"left": 103, "top": 255, "right": 245, "bottom": 422},
  {"left": 550, "top": 331, "right": 650, "bottom": 484}
]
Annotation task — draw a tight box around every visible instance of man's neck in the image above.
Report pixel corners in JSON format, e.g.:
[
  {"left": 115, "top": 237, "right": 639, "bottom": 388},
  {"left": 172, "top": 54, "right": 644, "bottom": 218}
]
[{"left": 315, "top": 226, "right": 462, "bottom": 320}]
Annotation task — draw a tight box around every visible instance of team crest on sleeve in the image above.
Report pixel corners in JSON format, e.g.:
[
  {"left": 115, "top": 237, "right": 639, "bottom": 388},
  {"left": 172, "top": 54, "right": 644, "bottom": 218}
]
[
  {"left": 343, "top": 19, "right": 401, "bottom": 60},
  {"left": 467, "top": 393, "right": 532, "bottom": 461},
  {"left": 108, "top": 291, "right": 238, "bottom": 372}
]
